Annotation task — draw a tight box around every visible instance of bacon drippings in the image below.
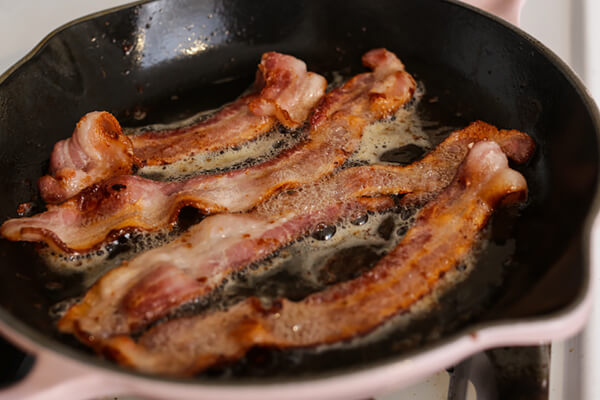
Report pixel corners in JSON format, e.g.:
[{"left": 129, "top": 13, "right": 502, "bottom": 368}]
[
  {"left": 57, "top": 125, "right": 534, "bottom": 345},
  {"left": 37, "top": 52, "right": 327, "bottom": 203},
  {"left": 2, "top": 49, "right": 417, "bottom": 253},
  {"left": 98, "top": 141, "right": 528, "bottom": 376}
]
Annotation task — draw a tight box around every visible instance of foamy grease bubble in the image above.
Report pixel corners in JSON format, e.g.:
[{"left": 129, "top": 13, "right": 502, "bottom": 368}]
[
  {"left": 40, "top": 227, "right": 177, "bottom": 288},
  {"left": 349, "top": 85, "right": 431, "bottom": 165}
]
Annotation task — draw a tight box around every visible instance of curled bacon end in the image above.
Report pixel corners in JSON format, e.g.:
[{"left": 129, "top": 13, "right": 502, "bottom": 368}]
[
  {"left": 99, "top": 141, "right": 529, "bottom": 376},
  {"left": 38, "top": 112, "right": 135, "bottom": 204},
  {"left": 248, "top": 52, "right": 327, "bottom": 129}
]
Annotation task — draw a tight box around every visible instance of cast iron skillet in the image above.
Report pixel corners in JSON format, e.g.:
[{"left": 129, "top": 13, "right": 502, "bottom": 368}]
[{"left": 0, "top": 0, "right": 599, "bottom": 399}]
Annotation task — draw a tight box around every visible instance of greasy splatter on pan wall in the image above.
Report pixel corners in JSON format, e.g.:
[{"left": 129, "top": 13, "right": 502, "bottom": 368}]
[{"left": 0, "top": 0, "right": 597, "bottom": 381}]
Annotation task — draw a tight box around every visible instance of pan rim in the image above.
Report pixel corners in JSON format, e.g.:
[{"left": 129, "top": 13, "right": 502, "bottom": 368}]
[{"left": 0, "top": 0, "right": 599, "bottom": 388}]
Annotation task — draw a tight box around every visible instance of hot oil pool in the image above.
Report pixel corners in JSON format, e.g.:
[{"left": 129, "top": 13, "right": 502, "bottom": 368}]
[{"left": 43, "top": 83, "right": 523, "bottom": 378}]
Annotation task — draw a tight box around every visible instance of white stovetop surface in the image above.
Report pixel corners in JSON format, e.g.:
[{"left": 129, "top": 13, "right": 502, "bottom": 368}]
[{"left": 0, "top": 1, "right": 598, "bottom": 399}]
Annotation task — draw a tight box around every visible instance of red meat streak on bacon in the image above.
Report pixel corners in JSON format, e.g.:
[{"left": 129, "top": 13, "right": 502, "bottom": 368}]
[
  {"left": 57, "top": 124, "right": 534, "bottom": 346},
  {"left": 97, "top": 141, "right": 529, "bottom": 376},
  {"left": 37, "top": 52, "right": 327, "bottom": 203},
  {"left": 1, "top": 49, "right": 416, "bottom": 253}
]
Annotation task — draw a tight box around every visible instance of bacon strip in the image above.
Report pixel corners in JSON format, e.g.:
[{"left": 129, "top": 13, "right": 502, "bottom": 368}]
[
  {"left": 57, "top": 125, "right": 534, "bottom": 345},
  {"left": 131, "top": 52, "right": 327, "bottom": 166},
  {"left": 37, "top": 52, "right": 327, "bottom": 203},
  {"left": 2, "top": 49, "right": 417, "bottom": 252},
  {"left": 98, "top": 141, "right": 528, "bottom": 376}
]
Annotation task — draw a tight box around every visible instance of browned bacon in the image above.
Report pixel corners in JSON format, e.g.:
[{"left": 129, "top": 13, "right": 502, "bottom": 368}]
[
  {"left": 2, "top": 49, "right": 417, "bottom": 253},
  {"left": 98, "top": 141, "right": 529, "bottom": 376},
  {"left": 37, "top": 112, "right": 135, "bottom": 204},
  {"left": 130, "top": 52, "right": 327, "bottom": 166},
  {"left": 57, "top": 197, "right": 395, "bottom": 341},
  {"left": 37, "top": 52, "right": 327, "bottom": 203},
  {"left": 57, "top": 124, "right": 534, "bottom": 345}
]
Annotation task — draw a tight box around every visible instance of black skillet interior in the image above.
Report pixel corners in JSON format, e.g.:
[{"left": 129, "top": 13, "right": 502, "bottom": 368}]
[{"left": 0, "top": 0, "right": 598, "bottom": 380}]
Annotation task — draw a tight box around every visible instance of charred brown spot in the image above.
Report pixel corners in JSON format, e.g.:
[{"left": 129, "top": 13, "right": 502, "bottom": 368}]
[
  {"left": 16, "top": 202, "right": 34, "bottom": 217},
  {"left": 98, "top": 113, "right": 123, "bottom": 140},
  {"left": 112, "top": 184, "right": 127, "bottom": 191},
  {"left": 77, "top": 184, "right": 108, "bottom": 211},
  {"left": 368, "top": 92, "right": 387, "bottom": 102}
]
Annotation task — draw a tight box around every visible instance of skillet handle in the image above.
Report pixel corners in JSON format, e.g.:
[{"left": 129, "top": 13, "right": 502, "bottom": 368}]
[
  {"left": 460, "top": 0, "right": 526, "bottom": 26},
  {"left": 0, "top": 350, "right": 129, "bottom": 400}
]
